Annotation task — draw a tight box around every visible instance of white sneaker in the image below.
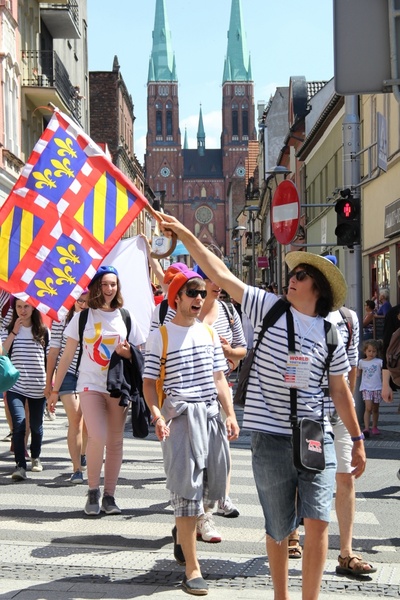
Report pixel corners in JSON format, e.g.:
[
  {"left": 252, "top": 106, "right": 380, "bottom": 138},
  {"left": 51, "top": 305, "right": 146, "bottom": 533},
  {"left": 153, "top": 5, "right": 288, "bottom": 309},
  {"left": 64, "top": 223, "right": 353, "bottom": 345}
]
[
  {"left": 196, "top": 512, "right": 222, "bottom": 543},
  {"left": 12, "top": 466, "right": 27, "bottom": 481},
  {"left": 45, "top": 408, "right": 56, "bottom": 421},
  {"left": 216, "top": 496, "right": 240, "bottom": 518},
  {"left": 31, "top": 458, "right": 43, "bottom": 472}
]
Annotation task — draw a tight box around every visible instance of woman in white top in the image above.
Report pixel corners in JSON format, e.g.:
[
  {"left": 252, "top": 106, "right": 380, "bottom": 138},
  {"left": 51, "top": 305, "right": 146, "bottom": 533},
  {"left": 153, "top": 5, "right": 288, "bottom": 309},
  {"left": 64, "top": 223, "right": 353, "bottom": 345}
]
[
  {"left": 49, "top": 266, "right": 145, "bottom": 516},
  {"left": 45, "top": 290, "right": 89, "bottom": 483},
  {"left": 1, "top": 300, "right": 50, "bottom": 481}
]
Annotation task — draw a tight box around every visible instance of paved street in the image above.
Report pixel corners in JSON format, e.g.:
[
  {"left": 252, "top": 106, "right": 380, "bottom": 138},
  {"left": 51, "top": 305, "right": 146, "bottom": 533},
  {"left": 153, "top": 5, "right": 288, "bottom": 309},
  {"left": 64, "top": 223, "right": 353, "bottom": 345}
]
[{"left": 0, "top": 400, "right": 399, "bottom": 599}]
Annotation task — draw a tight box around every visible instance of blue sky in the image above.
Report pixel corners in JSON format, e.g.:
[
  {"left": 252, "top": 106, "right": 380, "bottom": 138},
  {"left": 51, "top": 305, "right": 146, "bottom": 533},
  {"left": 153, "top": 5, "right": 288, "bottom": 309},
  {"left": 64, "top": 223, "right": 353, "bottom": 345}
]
[{"left": 87, "top": 0, "right": 334, "bottom": 164}]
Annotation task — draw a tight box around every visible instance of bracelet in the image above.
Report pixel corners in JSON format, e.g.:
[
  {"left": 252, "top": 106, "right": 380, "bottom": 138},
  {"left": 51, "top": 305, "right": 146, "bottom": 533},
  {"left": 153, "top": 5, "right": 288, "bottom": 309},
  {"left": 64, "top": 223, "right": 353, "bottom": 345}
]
[
  {"left": 351, "top": 433, "right": 365, "bottom": 442},
  {"left": 51, "top": 390, "right": 59, "bottom": 394},
  {"left": 11, "top": 331, "right": 16, "bottom": 336},
  {"left": 151, "top": 416, "right": 165, "bottom": 425}
]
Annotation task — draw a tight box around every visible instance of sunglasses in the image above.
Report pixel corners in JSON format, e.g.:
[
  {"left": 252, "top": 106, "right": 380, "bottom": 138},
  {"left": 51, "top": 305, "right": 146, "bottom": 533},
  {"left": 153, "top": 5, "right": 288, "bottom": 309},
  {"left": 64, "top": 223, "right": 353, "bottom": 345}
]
[
  {"left": 185, "top": 289, "right": 207, "bottom": 299},
  {"left": 288, "top": 270, "right": 312, "bottom": 282}
]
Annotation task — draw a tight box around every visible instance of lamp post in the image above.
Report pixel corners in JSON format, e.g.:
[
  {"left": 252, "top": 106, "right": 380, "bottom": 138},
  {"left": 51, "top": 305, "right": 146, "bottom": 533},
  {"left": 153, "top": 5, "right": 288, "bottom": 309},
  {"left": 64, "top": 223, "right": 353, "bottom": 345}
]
[
  {"left": 245, "top": 206, "right": 259, "bottom": 286},
  {"left": 234, "top": 225, "right": 246, "bottom": 280}
]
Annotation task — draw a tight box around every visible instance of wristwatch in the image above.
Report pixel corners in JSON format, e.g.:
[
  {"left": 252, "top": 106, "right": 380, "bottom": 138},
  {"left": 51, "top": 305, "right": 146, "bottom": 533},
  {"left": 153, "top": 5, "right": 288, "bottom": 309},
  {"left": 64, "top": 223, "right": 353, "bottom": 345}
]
[{"left": 351, "top": 433, "right": 365, "bottom": 442}]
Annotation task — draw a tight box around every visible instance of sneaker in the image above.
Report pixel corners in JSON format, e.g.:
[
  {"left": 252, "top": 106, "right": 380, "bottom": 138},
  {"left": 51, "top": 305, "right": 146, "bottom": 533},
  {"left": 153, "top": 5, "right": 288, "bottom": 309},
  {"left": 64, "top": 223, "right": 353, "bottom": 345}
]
[
  {"left": 69, "top": 470, "right": 84, "bottom": 484},
  {"left": 216, "top": 496, "right": 240, "bottom": 518},
  {"left": 362, "top": 429, "right": 370, "bottom": 439},
  {"left": 1, "top": 431, "right": 12, "bottom": 442},
  {"left": 31, "top": 458, "right": 43, "bottom": 472},
  {"left": 196, "top": 512, "right": 222, "bottom": 543},
  {"left": 12, "top": 466, "right": 27, "bottom": 481},
  {"left": 80, "top": 454, "right": 87, "bottom": 470},
  {"left": 101, "top": 494, "right": 121, "bottom": 515},
  {"left": 371, "top": 427, "right": 381, "bottom": 435},
  {"left": 84, "top": 488, "right": 101, "bottom": 516}
]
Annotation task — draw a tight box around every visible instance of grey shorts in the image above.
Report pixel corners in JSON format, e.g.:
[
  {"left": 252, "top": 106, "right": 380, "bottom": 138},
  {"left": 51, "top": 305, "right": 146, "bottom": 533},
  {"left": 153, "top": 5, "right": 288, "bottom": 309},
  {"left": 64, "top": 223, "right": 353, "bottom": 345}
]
[{"left": 251, "top": 431, "right": 336, "bottom": 542}]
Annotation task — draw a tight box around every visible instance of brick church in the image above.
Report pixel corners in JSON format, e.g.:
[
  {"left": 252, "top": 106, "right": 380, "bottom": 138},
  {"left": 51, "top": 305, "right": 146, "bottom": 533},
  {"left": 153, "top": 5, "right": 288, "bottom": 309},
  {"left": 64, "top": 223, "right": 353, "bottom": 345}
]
[{"left": 145, "top": 0, "right": 256, "bottom": 258}]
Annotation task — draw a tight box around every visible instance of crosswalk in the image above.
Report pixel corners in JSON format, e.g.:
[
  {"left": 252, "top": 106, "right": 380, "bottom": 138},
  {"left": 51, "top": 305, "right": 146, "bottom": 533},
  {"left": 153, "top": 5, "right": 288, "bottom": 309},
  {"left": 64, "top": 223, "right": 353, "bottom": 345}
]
[{"left": 0, "top": 402, "right": 399, "bottom": 577}]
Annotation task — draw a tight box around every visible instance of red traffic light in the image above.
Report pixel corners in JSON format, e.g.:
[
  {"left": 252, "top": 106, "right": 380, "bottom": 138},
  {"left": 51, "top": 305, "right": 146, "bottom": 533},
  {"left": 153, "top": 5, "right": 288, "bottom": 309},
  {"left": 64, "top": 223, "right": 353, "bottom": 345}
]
[{"left": 335, "top": 198, "right": 359, "bottom": 218}]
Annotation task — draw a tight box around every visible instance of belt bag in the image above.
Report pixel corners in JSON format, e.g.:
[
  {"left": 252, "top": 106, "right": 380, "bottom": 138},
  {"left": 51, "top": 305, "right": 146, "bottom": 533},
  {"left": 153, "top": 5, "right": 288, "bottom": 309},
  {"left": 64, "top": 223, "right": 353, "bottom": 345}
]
[{"left": 292, "top": 417, "right": 325, "bottom": 473}]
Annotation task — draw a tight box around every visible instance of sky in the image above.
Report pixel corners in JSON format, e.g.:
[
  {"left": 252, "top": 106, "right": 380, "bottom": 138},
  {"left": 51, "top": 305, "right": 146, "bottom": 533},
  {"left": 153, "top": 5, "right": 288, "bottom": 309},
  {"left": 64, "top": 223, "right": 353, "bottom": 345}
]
[{"left": 87, "top": 0, "right": 334, "bottom": 165}]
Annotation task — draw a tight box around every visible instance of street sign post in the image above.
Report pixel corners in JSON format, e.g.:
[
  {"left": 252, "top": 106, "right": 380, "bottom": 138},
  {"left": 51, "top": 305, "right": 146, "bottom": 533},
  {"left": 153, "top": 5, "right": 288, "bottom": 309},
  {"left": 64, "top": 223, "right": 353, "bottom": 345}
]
[{"left": 272, "top": 180, "right": 300, "bottom": 245}]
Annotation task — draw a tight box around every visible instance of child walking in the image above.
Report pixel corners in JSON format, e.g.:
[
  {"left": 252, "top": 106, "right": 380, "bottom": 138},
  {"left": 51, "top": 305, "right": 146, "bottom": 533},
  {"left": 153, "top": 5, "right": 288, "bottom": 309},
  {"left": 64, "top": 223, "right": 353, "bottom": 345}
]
[{"left": 358, "top": 339, "right": 383, "bottom": 438}]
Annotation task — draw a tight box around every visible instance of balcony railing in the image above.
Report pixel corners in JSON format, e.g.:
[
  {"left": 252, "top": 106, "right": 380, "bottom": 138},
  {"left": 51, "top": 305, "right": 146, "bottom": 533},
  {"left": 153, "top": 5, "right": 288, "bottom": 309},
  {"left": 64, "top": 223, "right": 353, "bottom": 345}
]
[
  {"left": 40, "top": 0, "right": 80, "bottom": 39},
  {"left": 21, "top": 50, "right": 81, "bottom": 124}
]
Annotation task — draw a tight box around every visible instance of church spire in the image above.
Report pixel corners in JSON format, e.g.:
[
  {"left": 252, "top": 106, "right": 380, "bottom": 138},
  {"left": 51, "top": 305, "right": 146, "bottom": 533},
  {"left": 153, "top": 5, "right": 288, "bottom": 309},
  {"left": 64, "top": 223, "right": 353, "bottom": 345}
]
[
  {"left": 183, "top": 127, "right": 188, "bottom": 150},
  {"left": 197, "top": 105, "right": 205, "bottom": 156},
  {"left": 223, "top": 0, "right": 252, "bottom": 83},
  {"left": 148, "top": 0, "right": 176, "bottom": 82}
]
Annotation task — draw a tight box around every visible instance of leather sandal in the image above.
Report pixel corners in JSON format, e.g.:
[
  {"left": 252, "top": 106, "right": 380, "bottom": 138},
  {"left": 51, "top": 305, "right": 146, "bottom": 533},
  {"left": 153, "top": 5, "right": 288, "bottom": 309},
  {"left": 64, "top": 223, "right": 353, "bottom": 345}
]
[
  {"left": 288, "top": 534, "right": 302, "bottom": 559},
  {"left": 336, "top": 554, "right": 377, "bottom": 576}
]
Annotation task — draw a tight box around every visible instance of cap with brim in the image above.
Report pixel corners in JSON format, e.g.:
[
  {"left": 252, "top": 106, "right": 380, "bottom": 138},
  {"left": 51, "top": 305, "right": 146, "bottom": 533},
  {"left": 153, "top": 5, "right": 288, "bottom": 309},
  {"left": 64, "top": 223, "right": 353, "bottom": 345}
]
[
  {"left": 167, "top": 270, "right": 203, "bottom": 309},
  {"left": 285, "top": 251, "right": 347, "bottom": 311},
  {"left": 163, "top": 262, "right": 190, "bottom": 285},
  {"left": 89, "top": 265, "right": 118, "bottom": 288}
]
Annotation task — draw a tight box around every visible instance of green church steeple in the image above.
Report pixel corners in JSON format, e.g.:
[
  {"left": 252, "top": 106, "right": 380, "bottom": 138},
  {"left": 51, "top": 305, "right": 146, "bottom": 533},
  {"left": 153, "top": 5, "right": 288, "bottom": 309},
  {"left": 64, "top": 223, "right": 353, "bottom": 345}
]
[
  {"left": 197, "top": 105, "right": 205, "bottom": 156},
  {"left": 223, "top": 0, "right": 252, "bottom": 83},
  {"left": 148, "top": 0, "right": 177, "bottom": 82}
]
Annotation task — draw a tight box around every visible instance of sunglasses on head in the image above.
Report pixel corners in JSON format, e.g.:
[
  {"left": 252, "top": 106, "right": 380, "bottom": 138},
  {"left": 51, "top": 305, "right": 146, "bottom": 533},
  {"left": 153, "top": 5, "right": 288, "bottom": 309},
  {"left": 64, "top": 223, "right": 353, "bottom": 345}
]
[
  {"left": 288, "top": 269, "right": 312, "bottom": 282},
  {"left": 185, "top": 289, "right": 207, "bottom": 299}
]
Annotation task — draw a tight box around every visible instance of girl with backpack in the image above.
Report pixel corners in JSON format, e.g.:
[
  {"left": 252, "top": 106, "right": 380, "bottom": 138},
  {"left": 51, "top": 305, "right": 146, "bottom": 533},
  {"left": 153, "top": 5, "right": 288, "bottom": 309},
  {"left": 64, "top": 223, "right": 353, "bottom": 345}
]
[
  {"left": 1, "top": 300, "right": 50, "bottom": 481},
  {"left": 48, "top": 266, "right": 145, "bottom": 516}
]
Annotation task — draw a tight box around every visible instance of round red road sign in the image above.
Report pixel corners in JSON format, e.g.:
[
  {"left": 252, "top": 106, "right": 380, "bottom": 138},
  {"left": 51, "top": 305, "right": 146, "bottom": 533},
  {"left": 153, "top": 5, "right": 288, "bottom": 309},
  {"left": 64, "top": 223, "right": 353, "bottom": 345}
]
[{"left": 271, "top": 180, "right": 300, "bottom": 245}]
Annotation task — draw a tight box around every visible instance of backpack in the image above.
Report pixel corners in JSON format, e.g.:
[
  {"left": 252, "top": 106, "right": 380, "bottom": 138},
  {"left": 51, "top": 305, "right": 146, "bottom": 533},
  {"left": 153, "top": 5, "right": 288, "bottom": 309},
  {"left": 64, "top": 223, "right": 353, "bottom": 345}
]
[
  {"left": 219, "top": 300, "right": 235, "bottom": 330},
  {"left": 338, "top": 306, "right": 353, "bottom": 352},
  {"left": 386, "top": 328, "right": 400, "bottom": 386},
  {"left": 159, "top": 298, "right": 169, "bottom": 326},
  {"left": 75, "top": 307, "right": 131, "bottom": 374},
  {"left": 233, "top": 299, "right": 338, "bottom": 407}
]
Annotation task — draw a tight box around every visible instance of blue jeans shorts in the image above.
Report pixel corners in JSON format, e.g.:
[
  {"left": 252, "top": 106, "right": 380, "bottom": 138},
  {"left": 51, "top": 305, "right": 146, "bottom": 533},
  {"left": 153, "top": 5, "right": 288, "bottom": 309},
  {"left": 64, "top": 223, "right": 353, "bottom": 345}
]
[
  {"left": 59, "top": 372, "right": 78, "bottom": 396},
  {"left": 251, "top": 431, "right": 336, "bottom": 542}
]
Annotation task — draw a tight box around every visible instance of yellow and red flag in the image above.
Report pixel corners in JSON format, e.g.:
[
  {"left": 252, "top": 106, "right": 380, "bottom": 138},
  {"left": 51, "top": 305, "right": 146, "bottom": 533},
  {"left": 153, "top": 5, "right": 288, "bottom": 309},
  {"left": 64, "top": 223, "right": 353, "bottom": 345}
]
[{"left": 0, "top": 109, "right": 148, "bottom": 321}]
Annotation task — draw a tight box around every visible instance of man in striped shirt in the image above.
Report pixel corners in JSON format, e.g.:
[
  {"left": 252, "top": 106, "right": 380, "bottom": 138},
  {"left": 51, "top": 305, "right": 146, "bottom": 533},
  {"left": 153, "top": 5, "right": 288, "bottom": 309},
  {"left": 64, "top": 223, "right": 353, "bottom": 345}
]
[{"left": 158, "top": 214, "right": 366, "bottom": 600}]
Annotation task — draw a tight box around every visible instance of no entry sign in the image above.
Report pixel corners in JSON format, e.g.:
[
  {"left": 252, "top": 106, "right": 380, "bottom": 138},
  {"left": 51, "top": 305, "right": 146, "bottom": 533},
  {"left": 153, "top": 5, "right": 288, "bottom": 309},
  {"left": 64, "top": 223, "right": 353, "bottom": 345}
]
[{"left": 272, "top": 180, "right": 300, "bottom": 245}]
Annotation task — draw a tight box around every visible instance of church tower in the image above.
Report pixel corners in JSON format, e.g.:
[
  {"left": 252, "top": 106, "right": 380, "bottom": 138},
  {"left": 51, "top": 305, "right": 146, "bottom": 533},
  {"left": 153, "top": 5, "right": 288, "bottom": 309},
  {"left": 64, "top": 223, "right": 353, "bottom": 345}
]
[
  {"left": 222, "top": 0, "right": 255, "bottom": 220},
  {"left": 145, "top": 0, "right": 183, "bottom": 218}
]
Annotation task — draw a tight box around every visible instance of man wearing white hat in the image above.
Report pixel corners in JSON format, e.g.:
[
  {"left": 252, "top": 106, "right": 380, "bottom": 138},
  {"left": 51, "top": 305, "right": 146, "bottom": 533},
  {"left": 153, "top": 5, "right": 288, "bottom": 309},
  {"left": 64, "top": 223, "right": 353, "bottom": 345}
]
[{"left": 158, "top": 213, "right": 366, "bottom": 600}]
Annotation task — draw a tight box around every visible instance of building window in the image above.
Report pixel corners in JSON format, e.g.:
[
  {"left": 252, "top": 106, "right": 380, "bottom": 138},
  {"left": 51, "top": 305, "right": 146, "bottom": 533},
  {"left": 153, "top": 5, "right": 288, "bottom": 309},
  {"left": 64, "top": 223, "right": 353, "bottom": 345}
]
[
  {"left": 156, "top": 110, "right": 162, "bottom": 136},
  {"left": 370, "top": 249, "right": 390, "bottom": 300},
  {"left": 166, "top": 110, "right": 172, "bottom": 136},
  {"left": 232, "top": 110, "right": 238, "bottom": 136},
  {"left": 242, "top": 109, "right": 248, "bottom": 137}
]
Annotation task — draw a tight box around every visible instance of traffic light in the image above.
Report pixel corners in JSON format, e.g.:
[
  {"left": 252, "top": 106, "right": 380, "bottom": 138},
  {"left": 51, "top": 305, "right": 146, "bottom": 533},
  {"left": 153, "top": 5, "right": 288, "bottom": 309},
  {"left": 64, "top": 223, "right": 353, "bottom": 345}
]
[{"left": 335, "top": 190, "right": 360, "bottom": 247}]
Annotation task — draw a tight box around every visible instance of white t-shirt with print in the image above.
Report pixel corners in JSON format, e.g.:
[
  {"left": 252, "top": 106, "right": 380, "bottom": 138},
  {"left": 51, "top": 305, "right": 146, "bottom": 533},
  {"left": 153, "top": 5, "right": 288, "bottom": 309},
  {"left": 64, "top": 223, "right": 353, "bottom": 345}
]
[
  {"left": 358, "top": 357, "right": 382, "bottom": 391},
  {"left": 64, "top": 308, "right": 145, "bottom": 394}
]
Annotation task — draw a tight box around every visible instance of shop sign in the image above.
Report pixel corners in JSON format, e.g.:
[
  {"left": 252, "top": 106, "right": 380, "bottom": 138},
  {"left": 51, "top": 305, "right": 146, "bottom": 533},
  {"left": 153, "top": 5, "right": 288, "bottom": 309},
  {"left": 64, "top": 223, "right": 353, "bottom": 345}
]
[{"left": 384, "top": 198, "right": 400, "bottom": 237}]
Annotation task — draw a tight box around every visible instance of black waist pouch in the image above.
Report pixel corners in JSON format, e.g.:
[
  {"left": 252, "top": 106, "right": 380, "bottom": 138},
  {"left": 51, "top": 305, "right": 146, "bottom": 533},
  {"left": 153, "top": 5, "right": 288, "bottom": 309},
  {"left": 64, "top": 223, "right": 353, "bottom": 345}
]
[{"left": 292, "top": 418, "right": 326, "bottom": 473}]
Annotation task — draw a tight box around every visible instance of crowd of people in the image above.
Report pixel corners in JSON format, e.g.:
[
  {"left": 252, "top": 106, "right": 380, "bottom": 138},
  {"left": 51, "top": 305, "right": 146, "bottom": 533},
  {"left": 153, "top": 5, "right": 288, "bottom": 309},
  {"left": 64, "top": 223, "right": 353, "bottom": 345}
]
[{"left": 0, "top": 220, "right": 398, "bottom": 598}]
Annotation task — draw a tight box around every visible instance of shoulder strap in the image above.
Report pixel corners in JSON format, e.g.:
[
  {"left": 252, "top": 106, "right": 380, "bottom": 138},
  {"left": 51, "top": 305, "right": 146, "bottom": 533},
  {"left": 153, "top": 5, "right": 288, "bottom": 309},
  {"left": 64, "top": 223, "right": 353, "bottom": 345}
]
[
  {"left": 159, "top": 298, "right": 169, "bottom": 326},
  {"left": 320, "top": 320, "right": 338, "bottom": 391},
  {"left": 338, "top": 306, "right": 353, "bottom": 352},
  {"left": 119, "top": 307, "right": 131, "bottom": 338},
  {"left": 219, "top": 300, "right": 235, "bottom": 329},
  {"left": 158, "top": 325, "right": 168, "bottom": 408},
  {"left": 204, "top": 323, "right": 215, "bottom": 341},
  {"left": 75, "top": 308, "right": 89, "bottom": 375},
  {"left": 254, "top": 299, "right": 290, "bottom": 354}
]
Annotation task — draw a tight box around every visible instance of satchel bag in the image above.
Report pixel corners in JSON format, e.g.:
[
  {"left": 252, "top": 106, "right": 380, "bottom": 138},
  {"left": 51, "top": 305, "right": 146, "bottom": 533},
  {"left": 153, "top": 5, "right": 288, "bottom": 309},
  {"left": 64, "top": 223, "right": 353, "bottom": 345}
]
[
  {"left": 292, "top": 417, "right": 326, "bottom": 472},
  {"left": 0, "top": 355, "right": 20, "bottom": 393}
]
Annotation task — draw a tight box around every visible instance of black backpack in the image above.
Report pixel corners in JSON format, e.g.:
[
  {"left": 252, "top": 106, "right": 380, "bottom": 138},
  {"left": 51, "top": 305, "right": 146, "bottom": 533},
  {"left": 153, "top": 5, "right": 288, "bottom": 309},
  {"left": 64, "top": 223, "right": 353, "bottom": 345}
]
[
  {"left": 159, "top": 298, "right": 169, "bottom": 326},
  {"left": 338, "top": 306, "right": 353, "bottom": 352},
  {"left": 219, "top": 300, "right": 235, "bottom": 330}
]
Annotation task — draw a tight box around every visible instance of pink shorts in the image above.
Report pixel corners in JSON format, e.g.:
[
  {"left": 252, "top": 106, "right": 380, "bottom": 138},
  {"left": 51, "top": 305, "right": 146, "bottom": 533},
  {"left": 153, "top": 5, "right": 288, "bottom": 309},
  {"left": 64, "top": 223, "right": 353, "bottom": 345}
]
[{"left": 362, "top": 390, "right": 382, "bottom": 404}]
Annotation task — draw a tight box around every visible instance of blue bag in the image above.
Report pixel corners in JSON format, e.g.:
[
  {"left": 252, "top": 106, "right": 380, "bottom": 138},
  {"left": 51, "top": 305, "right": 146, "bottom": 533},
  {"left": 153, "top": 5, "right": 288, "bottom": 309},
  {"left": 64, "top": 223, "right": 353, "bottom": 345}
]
[{"left": 0, "top": 355, "right": 20, "bottom": 393}]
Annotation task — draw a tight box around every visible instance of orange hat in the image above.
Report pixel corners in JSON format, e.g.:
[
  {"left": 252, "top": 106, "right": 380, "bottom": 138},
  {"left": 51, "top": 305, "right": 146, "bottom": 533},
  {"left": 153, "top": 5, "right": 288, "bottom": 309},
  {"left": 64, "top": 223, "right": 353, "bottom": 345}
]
[{"left": 167, "top": 270, "right": 203, "bottom": 309}]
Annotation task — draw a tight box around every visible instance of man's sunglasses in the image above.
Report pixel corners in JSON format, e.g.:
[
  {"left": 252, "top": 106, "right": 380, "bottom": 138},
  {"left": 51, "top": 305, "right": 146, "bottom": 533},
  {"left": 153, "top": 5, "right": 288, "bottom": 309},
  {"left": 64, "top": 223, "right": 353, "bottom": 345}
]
[
  {"left": 185, "top": 289, "right": 207, "bottom": 299},
  {"left": 288, "top": 270, "right": 312, "bottom": 282}
]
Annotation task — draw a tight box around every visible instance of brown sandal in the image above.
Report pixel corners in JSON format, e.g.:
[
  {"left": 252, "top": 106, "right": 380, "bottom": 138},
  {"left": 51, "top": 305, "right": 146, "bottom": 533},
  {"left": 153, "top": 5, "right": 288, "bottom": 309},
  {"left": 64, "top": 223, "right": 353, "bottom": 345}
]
[
  {"left": 288, "top": 534, "right": 302, "bottom": 559},
  {"left": 336, "top": 554, "right": 377, "bottom": 576}
]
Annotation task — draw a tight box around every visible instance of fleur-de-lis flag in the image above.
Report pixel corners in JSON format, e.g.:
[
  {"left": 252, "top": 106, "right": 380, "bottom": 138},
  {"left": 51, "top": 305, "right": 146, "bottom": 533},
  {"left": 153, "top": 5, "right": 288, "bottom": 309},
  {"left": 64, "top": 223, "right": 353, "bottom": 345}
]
[{"left": 0, "top": 109, "right": 148, "bottom": 321}]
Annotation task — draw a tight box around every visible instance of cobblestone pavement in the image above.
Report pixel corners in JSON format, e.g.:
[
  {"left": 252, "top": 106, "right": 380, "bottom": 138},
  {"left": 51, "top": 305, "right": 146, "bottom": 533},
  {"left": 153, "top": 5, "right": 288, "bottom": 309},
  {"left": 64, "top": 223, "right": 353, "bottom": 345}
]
[{"left": 0, "top": 400, "right": 399, "bottom": 598}]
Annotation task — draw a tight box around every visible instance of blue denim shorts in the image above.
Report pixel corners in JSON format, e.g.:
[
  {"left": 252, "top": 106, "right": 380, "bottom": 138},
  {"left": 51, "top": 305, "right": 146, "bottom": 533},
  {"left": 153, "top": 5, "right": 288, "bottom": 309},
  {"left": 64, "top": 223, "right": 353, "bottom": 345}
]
[
  {"left": 59, "top": 371, "right": 78, "bottom": 396},
  {"left": 251, "top": 431, "right": 336, "bottom": 542}
]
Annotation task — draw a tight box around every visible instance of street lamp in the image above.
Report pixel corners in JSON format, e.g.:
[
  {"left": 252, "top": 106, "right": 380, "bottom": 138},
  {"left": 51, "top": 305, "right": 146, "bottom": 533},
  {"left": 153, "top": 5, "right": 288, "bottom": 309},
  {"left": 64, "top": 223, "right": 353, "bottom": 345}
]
[
  {"left": 234, "top": 225, "right": 246, "bottom": 280},
  {"left": 245, "top": 206, "right": 259, "bottom": 286}
]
